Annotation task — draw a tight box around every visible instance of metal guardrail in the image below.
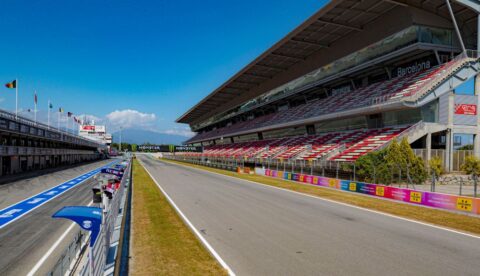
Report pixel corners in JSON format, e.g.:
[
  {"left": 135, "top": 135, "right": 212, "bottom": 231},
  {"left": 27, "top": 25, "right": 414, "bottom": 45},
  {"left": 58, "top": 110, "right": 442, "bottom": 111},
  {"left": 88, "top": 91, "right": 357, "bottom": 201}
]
[
  {"left": 78, "top": 159, "right": 131, "bottom": 276},
  {"left": 371, "top": 50, "right": 480, "bottom": 106},
  {"left": 0, "top": 145, "right": 97, "bottom": 156},
  {"left": 46, "top": 158, "right": 131, "bottom": 276},
  {"left": 0, "top": 108, "right": 103, "bottom": 148}
]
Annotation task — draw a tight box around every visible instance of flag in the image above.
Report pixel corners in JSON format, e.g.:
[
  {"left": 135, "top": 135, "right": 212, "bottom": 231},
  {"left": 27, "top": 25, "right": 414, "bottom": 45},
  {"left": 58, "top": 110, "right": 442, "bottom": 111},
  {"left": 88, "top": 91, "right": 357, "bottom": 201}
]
[
  {"left": 27, "top": 109, "right": 32, "bottom": 112},
  {"left": 49, "top": 102, "right": 53, "bottom": 109},
  {"left": 59, "top": 107, "right": 64, "bottom": 113},
  {"left": 34, "top": 92, "right": 37, "bottom": 104},
  {"left": 5, "top": 80, "right": 16, "bottom": 89},
  {"left": 67, "top": 112, "right": 73, "bottom": 117}
]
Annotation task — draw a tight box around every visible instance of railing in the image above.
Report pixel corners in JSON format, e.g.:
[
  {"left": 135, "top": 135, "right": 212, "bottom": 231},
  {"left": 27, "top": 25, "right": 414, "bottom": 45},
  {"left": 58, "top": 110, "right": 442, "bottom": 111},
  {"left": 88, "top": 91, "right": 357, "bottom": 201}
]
[
  {"left": 77, "top": 159, "right": 131, "bottom": 276},
  {"left": 0, "top": 108, "right": 103, "bottom": 148},
  {"left": 0, "top": 145, "right": 97, "bottom": 156},
  {"left": 405, "top": 50, "right": 479, "bottom": 102},
  {"left": 371, "top": 50, "right": 480, "bottom": 106}
]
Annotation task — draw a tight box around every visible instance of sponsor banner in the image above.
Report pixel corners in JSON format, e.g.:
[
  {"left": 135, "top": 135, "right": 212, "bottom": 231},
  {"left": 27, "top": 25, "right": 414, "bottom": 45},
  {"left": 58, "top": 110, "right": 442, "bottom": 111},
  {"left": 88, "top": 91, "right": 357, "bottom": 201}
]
[
  {"left": 138, "top": 144, "right": 203, "bottom": 153},
  {"left": 81, "top": 125, "right": 95, "bottom": 131},
  {"left": 254, "top": 167, "right": 265, "bottom": 175},
  {"left": 263, "top": 169, "right": 480, "bottom": 215},
  {"left": 0, "top": 161, "right": 119, "bottom": 229},
  {"left": 455, "top": 104, "right": 477, "bottom": 115},
  {"left": 101, "top": 168, "right": 124, "bottom": 177}
]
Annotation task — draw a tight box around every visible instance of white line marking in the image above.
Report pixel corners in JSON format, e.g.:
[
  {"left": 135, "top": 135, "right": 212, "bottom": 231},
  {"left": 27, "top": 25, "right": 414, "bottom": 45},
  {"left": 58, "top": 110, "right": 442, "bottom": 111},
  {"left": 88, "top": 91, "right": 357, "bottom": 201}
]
[
  {"left": 138, "top": 159, "right": 236, "bottom": 276},
  {"left": 0, "top": 161, "right": 116, "bottom": 229},
  {"left": 162, "top": 159, "right": 480, "bottom": 240},
  {"left": 27, "top": 201, "right": 93, "bottom": 276}
]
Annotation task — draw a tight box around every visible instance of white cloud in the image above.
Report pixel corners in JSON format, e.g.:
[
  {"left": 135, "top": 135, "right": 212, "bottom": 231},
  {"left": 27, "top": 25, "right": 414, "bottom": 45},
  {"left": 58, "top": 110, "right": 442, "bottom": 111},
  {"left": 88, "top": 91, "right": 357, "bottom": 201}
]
[
  {"left": 77, "top": 114, "right": 103, "bottom": 124},
  {"left": 106, "top": 109, "right": 156, "bottom": 129}
]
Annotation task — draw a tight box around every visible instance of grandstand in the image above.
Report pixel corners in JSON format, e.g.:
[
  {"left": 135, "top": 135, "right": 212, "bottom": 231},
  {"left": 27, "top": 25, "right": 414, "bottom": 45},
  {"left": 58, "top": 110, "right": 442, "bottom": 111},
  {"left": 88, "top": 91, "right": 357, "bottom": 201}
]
[
  {"left": 0, "top": 108, "right": 106, "bottom": 177},
  {"left": 177, "top": 0, "right": 480, "bottom": 172}
]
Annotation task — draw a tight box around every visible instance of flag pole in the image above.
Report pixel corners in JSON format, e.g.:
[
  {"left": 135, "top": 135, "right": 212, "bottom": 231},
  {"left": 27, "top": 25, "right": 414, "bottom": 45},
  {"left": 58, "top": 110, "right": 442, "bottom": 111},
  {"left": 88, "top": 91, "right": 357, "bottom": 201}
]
[
  {"left": 47, "top": 100, "right": 50, "bottom": 129},
  {"left": 15, "top": 78, "right": 18, "bottom": 120},
  {"left": 57, "top": 111, "right": 60, "bottom": 129},
  {"left": 34, "top": 90, "right": 37, "bottom": 124}
]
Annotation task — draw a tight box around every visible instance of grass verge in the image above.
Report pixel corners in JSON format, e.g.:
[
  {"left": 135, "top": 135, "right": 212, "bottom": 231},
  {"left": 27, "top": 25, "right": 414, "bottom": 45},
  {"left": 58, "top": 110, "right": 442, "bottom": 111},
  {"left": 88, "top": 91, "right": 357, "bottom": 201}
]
[
  {"left": 162, "top": 158, "right": 480, "bottom": 236},
  {"left": 131, "top": 159, "right": 227, "bottom": 275}
]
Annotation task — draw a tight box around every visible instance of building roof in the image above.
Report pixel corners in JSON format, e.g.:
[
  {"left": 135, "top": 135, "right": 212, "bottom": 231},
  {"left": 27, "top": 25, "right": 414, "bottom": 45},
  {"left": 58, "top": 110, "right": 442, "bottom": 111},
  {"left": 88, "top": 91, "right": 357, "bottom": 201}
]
[{"left": 177, "top": 0, "right": 477, "bottom": 125}]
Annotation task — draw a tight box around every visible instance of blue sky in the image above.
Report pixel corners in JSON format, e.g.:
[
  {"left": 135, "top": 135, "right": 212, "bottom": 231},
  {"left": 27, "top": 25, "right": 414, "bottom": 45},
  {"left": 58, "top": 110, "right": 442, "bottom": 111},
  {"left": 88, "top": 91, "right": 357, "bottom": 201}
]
[{"left": 0, "top": 0, "right": 327, "bottom": 136}]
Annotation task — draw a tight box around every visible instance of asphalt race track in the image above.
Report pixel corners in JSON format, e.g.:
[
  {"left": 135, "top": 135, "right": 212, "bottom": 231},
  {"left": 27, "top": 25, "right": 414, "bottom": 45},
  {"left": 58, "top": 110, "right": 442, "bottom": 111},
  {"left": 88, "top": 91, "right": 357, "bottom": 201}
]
[
  {"left": 0, "top": 160, "right": 112, "bottom": 276},
  {"left": 139, "top": 155, "right": 480, "bottom": 276}
]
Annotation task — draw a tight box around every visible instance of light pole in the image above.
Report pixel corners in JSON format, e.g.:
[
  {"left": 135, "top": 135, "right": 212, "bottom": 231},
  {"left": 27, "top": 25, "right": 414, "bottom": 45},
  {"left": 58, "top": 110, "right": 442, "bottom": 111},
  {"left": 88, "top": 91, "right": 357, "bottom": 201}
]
[{"left": 119, "top": 127, "right": 123, "bottom": 153}]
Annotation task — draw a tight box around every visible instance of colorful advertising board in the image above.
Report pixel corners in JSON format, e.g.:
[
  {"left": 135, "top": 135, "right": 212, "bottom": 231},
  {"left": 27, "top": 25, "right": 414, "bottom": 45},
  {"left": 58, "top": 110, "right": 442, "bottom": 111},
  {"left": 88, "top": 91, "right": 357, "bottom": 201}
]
[
  {"left": 138, "top": 145, "right": 203, "bottom": 153},
  {"left": 263, "top": 169, "right": 480, "bottom": 215},
  {"left": 455, "top": 104, "right": 477, "bottom": 115}
]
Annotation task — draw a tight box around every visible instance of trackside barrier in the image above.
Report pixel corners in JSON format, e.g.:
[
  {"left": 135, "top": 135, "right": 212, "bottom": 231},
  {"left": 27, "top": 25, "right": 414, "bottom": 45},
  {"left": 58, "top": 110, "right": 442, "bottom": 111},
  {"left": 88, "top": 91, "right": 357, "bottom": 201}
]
[
  {"left": 48, "top": 158, "right": 131, "bottom": 276},
  {"left": 263, "top": 169, "right": 480, "bottom": 215}
]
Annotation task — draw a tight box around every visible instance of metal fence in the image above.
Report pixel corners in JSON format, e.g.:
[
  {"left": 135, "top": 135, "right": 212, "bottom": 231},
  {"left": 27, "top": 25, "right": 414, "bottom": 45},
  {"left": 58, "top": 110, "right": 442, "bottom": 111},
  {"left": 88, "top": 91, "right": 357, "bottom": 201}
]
[
  {"left": 165, "top": 153, "right": 479, "bottom": 197},
  {"left": 413, "top": 149, "right": 473, "bottom": 171},
  {"left": 47, "top": 159, "right": 131, "bottom": 276},
  {"left": 77, "top": 160, "right": 131, "bottom": 276},
  {"left": 47, "top": 229, "right": 89, "bottom": 276}
]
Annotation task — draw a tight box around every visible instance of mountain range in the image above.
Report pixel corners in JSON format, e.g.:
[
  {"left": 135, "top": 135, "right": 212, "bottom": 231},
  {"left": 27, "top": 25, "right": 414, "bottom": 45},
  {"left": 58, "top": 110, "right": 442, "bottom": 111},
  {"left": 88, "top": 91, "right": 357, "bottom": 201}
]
[{"left": 111, "top": 128, "right": 190, "bottom": 145}]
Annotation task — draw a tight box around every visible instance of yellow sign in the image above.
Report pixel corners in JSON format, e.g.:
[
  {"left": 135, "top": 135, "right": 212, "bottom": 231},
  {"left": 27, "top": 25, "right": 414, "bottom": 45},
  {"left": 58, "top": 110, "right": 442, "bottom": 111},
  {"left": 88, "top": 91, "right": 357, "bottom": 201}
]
[
  {"left": 277, "top": 171, "right": 283, "bottom": 178},
  {"left": 349, "top": 182, "right": 356, "bottom": 191},
  {"left": 456, "top": 198, "right": 473, "bottom": 212},
  {"left": 410, "top": 192, "right": 422, "bottom": 203},
  {"left": 313, "top": 177, "right": 318, "bottom": 185},
  {"left": 329, "top": 179, "right": 337, "bottom": 188},
  {"left": 299, "top": 175, "right": 304, "bottom": 182},
  {"left": 375, "top": 186, "right": 385, "bottom": 197}
]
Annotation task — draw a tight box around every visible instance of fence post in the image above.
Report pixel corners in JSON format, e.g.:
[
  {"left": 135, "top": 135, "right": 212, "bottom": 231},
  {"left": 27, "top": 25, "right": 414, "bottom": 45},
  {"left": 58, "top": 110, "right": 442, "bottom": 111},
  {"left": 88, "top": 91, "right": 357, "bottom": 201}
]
[
  {"left": 373, "top": 165, "right": 376, "bottom": 184},
  {"left": 459, "top": 176, "right": 463, "bottom": 196},
  {"left": 474, "top": 174, "right": 478, "bottom": 198},
  {"left": 336, "top": 162, "right": 339, "bottom": 179},
  {"left": 353, "top": 163, "right": 356, "bottom": 182},
  {"left": 322, "top": 160, "right": 325, "bottom": 177},
  {"left": 431, "top": 172, "right": 436, "bottom": 192}
]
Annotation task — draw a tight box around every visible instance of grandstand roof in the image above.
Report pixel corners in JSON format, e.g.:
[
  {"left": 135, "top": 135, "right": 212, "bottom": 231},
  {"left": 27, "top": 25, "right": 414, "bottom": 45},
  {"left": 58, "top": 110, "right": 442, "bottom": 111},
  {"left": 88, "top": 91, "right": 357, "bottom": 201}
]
[{"left": 177, "top": 0, "right": 477, "bottom": 125}]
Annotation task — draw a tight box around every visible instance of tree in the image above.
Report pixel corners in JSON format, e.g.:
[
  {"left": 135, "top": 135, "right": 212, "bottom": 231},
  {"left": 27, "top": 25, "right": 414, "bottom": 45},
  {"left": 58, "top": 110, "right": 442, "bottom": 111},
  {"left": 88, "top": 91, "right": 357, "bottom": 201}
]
[
  {"left": 355, "top": 149, "right": 388, "bottom": 183},
  {"left": 385, "top": 139, "right": 403, "bottom": 183},
  {"left": 429, "top": 156, "right": 443, "bottom": 179},
  {"left": 355, "top": 137, "right": 427, "bottom": 185},
  {"left": 461, "top": 155, "right": 480, "bottom": 197},
  {"left": 458, "top": 144, "right": 474, "bottom": 150}
]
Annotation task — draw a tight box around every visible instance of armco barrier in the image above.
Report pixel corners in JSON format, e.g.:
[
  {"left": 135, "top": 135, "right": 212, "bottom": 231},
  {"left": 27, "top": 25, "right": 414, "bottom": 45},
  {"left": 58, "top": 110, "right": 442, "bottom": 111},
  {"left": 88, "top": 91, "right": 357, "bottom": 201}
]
[{"left": 263, "top": 169, "right": 480, "bottom": 215}]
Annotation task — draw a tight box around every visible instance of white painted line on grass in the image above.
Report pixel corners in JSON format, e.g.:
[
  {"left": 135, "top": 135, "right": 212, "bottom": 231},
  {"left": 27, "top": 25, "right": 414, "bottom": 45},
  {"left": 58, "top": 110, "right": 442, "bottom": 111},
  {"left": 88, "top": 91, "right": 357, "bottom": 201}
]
[
  {"left": 27, "top": 201, "right": 93, "bottom": 276},
  {"left": 162, "top": 159, "right": 480, "bottom": 240},
  {"left": 138, "top": 159, "right": 236, "bottom": 276}
]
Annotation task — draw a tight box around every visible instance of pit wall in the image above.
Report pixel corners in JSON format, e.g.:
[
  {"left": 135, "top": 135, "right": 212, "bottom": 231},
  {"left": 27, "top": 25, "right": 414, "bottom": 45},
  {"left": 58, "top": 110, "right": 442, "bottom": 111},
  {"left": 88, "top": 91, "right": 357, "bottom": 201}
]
[{"left": 256, "top": 168, "right": 480, "bottom": 215}]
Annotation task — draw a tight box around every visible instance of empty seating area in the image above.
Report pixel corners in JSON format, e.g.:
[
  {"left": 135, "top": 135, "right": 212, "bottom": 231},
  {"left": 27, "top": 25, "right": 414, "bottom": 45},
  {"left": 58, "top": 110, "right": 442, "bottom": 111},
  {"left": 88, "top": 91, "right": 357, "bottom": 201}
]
[
  {"left": 188, "top": 59, "right": 456, "bottom": 144},
  {"left": 188, "top": 126, "right": 410, "bottom": 162}
]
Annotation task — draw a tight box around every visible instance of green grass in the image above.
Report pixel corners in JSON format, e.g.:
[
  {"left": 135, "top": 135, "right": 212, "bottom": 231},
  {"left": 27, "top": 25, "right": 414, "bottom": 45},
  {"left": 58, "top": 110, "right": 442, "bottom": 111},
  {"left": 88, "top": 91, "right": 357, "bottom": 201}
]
[
  {"left": 162, "top": 158, "right": 480, "bottom": 236},
  {"left": 131, "top": 159, "right": 227, "bottom": 276}
]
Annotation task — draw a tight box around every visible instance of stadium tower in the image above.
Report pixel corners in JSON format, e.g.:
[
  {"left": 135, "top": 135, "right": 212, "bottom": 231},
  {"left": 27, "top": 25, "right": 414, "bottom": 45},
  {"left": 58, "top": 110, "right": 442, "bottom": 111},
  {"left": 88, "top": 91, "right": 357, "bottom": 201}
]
[{"left": 177, "top": 0, "right": 480, "bottom": 172}]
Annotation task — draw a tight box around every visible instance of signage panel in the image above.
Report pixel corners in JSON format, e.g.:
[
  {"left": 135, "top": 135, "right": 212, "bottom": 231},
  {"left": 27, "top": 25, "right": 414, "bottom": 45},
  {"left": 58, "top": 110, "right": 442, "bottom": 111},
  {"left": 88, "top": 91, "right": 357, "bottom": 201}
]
[{"left": 455, "top": 104, "right": 477, "bottom": 115}]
